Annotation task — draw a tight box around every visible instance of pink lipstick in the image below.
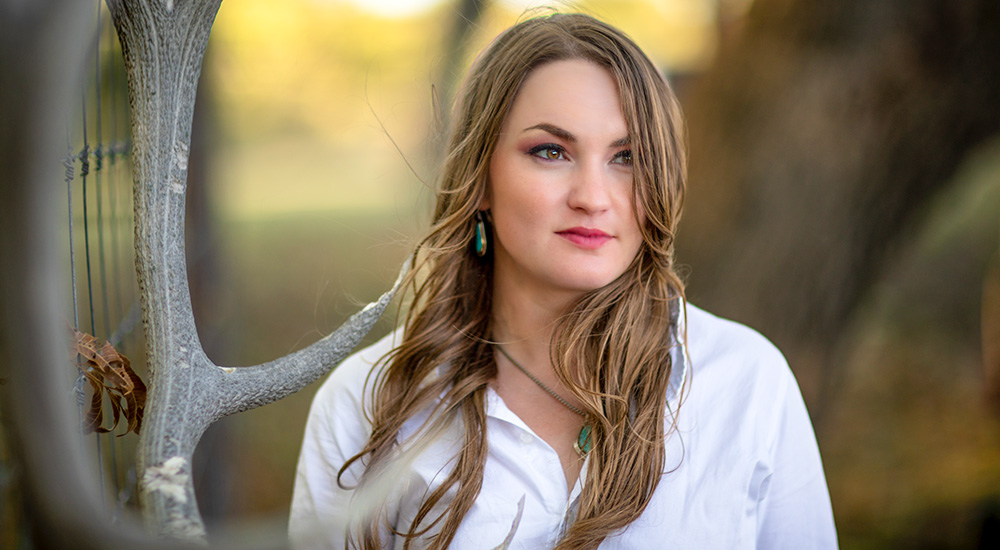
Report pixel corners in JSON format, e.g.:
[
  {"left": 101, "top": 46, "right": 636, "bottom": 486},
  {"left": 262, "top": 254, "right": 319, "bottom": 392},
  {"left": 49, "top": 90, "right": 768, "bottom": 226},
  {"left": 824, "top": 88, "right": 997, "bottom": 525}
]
[{"left": 557, "top": 227, "right": 612, "bottom": 249}]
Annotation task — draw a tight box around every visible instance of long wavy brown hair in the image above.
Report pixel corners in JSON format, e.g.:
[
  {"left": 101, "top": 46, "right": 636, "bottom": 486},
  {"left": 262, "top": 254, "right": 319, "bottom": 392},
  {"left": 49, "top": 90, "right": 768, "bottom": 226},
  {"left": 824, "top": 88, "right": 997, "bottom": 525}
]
[{"left": 339, "top": 12, "right": 688, "bottom": 550}]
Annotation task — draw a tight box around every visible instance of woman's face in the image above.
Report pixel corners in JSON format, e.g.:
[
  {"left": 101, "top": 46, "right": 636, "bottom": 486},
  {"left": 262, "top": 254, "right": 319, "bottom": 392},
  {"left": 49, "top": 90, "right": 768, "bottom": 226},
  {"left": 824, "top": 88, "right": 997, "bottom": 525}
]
[{"left": 485, "top": 59, "right": 643, "bottom": 302}]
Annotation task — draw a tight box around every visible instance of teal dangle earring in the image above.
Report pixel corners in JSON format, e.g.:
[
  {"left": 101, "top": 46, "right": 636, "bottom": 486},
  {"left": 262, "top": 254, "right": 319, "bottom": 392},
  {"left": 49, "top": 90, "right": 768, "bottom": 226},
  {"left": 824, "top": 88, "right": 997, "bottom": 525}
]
[
  {"left": 574, "top": 424, "right": 593, "bottom": 456},
  {"left": 474, "top": 210, "right": 488, "bottom": 257}
]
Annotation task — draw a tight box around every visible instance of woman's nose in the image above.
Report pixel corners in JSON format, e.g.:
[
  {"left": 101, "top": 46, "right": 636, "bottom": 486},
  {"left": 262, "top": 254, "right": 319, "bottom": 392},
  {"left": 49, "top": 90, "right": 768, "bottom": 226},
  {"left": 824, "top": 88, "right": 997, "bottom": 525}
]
[{"left": 567, "top": 161, "right": 612, "bottom": 214}]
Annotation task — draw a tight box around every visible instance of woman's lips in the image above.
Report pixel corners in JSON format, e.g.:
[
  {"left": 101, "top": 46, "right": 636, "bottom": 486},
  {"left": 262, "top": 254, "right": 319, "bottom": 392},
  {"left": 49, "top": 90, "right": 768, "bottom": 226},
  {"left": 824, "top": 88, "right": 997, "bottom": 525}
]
[{"left": 557, "top": 227, "right": 612, "bottom": 249}]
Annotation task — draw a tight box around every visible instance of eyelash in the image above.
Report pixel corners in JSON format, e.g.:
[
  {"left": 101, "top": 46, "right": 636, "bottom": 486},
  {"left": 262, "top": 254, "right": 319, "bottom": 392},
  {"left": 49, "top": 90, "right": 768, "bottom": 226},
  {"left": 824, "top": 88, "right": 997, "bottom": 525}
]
[{"left": 526, "top": 144, "right": 633, "bottom": 165}]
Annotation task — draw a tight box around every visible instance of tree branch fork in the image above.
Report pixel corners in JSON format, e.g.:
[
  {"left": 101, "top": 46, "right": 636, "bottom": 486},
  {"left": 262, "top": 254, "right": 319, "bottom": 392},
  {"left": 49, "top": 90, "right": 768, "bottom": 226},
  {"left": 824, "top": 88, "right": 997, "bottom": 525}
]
[{"left": 106, "top": 0, "right": 407, "bottom": 540}]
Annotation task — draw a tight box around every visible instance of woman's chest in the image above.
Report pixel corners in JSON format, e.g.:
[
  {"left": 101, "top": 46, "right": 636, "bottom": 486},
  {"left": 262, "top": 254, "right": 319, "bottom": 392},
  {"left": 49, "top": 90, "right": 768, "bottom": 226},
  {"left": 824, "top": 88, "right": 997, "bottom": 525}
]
[{"left": 441, "top": 417, "right": 769, "bottom": 549}]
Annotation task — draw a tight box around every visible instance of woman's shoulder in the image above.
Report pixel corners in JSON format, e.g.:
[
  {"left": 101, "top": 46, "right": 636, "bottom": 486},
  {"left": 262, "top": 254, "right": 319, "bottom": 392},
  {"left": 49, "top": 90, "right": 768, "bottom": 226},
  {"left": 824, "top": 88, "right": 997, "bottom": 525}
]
[
  {"left": 684, "top": 302, "right": 789, "bottom": 379},
  {"left": 675, "top": 303, "right": 814, "bottom": 459},
  {"left": 680, "top": 302, "right": 797, "bottom": 413}
]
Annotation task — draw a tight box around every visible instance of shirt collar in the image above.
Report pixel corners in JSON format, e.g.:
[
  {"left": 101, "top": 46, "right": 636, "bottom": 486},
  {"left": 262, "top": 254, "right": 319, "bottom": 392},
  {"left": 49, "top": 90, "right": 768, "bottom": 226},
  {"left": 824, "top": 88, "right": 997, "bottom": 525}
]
[{"left": 665, "top": 295, "right": 689, "bottom": 411}]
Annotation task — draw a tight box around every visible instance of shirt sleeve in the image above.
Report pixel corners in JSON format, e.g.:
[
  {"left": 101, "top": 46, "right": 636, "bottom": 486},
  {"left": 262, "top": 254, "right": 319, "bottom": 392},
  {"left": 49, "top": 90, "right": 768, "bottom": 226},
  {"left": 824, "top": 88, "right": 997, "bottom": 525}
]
[
  {"left": 288, "top": 354, "right": 375, "bottom": 550},
  {"left": 756, "top": 369, "right": 839, "bottom": 549}
]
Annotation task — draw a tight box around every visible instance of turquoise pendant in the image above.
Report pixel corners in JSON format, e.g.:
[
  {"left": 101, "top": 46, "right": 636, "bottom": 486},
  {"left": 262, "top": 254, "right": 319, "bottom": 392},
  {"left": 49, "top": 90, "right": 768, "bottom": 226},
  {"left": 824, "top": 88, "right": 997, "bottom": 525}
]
[{"left": 574, "top": 424, "right": 592, "bottom": 457}]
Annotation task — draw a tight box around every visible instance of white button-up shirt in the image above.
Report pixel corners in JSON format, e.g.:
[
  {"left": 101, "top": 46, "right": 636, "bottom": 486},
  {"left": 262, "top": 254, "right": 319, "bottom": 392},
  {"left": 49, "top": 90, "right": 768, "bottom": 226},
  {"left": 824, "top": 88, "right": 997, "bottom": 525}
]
[{"left": 289, "top": 304, "right": 838, "bottom": 549}]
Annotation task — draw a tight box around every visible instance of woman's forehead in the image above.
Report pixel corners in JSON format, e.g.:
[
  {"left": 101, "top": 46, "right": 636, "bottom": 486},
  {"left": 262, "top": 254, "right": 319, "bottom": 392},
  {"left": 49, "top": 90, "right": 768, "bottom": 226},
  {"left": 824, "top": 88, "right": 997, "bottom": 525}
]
[{"left": 500, "top": 59, "right": 628, "bottom": 140}]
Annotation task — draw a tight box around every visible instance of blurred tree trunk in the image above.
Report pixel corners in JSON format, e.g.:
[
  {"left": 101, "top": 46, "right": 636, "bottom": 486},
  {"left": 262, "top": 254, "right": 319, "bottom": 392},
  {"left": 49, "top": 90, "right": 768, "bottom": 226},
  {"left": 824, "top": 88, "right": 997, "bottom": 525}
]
[
  {"left": 438, "top": 0, "right": 489, "bottom": 105},
  {"left": 677, "top": 0, "right": 1000, "bottom": 422},
  {"left": 429, "top": 0, "right": 489, "bottom": 156}
]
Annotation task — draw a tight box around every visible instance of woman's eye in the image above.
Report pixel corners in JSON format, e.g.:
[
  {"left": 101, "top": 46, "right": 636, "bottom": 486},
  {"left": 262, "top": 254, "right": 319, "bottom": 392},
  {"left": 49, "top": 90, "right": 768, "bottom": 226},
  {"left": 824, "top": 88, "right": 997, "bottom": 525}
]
[
  {"left": 612, "top": 150, "right": 633, "bottom": 165},
  {"left": 528, "top": 144, "right": 566, "bottom": 161}
]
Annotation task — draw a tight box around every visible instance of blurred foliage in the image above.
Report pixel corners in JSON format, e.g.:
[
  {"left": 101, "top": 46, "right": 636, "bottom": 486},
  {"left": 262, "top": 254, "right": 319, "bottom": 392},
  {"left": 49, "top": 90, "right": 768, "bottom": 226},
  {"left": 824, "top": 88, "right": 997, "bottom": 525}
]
[{"left": 823, "top": 138, "right": 1000, "bottom": 549}]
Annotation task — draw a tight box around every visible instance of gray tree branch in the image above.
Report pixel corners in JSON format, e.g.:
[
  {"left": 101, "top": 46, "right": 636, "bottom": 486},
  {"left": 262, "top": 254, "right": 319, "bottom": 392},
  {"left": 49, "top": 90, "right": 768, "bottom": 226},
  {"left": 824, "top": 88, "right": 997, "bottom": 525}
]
[{"left": 106, "top": 0, "right": 405, "bottom": 540}]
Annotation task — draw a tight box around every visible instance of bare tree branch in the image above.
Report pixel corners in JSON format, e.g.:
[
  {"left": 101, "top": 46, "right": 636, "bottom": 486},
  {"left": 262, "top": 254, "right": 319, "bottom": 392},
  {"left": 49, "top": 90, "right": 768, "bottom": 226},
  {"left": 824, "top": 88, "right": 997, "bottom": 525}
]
[
  {"left": 106, "top": 0, "right": 406, "bottom": 540},
  {"left": 0, "top": 1, "right": 202, "bottom": 548}
]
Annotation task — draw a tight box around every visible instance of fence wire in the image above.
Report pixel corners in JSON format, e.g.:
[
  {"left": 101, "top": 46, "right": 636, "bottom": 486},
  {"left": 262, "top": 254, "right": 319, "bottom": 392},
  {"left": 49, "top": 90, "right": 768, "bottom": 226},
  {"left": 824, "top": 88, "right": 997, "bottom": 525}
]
[{"left": 65, "top": 0, "right": 143, "bottom": 524}]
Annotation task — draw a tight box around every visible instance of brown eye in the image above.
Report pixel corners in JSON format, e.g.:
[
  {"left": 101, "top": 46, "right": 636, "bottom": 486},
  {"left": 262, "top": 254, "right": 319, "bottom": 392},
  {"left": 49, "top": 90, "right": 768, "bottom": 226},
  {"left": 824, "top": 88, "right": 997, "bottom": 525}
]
[
  {"left": 612, "top": 150, "right": 632, "bottom": 165},
  {"left": 528, "top": 144, "right": 566, "bottom": 161}
]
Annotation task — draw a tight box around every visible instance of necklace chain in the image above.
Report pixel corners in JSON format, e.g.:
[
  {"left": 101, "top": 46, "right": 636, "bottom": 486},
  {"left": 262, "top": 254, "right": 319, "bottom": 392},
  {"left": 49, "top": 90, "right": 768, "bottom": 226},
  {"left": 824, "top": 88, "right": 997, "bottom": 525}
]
[{"left": 494, "top": 344, "right": 586, "bottom": 418}]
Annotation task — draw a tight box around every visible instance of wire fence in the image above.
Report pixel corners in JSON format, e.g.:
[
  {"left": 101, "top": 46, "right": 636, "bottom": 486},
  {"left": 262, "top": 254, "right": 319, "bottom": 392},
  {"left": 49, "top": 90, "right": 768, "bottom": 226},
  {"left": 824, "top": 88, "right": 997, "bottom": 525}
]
[{"left": 65, "top": 0, "right": 144, "bottom": 525}]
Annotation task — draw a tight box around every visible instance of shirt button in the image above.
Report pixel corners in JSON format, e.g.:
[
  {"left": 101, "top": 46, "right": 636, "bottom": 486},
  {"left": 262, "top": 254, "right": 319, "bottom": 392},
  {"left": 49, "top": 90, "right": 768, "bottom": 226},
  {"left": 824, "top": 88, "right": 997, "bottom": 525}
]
[{"left": 519, "top": 432, "right": 533, "bottom": 445}]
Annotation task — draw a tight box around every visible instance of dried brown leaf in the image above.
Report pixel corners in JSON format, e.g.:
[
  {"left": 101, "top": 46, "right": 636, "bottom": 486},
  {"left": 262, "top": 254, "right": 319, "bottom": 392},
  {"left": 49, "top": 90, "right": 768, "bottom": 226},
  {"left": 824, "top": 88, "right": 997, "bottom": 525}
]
[{"left": 70, "top": 328, "right": 146, "bottom": 435}]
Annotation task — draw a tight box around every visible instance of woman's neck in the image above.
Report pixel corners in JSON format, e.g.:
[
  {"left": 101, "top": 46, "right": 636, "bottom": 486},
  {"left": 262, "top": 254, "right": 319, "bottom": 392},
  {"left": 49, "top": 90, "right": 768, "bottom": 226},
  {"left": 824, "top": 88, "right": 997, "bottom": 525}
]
[
  {"left": 490, "top": 275, "right": 577, "bottom": 366},
  {"left": 489, "top": 269, "right": 588, "bottom": 491}
]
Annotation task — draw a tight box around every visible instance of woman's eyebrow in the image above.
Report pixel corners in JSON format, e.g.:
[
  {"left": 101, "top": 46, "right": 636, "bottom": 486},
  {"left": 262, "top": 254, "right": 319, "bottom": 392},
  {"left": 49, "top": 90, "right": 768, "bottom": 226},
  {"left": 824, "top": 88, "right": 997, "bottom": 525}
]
[
  {"left": 611, "top": 136, "right": 630, "bottom": 148},
  {"left": 523, "top": 123, "right": 575, "bottom": 142},
  {"left": 523, "top": 123, "right": 630, "bottom": 149}
]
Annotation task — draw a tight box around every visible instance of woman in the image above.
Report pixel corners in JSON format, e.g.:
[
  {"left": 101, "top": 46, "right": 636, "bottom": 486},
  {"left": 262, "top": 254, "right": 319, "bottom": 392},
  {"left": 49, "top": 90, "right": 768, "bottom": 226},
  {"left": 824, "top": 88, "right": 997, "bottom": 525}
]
[{"left": 290, "top": 12, "right": 837, "bottom": 550}]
